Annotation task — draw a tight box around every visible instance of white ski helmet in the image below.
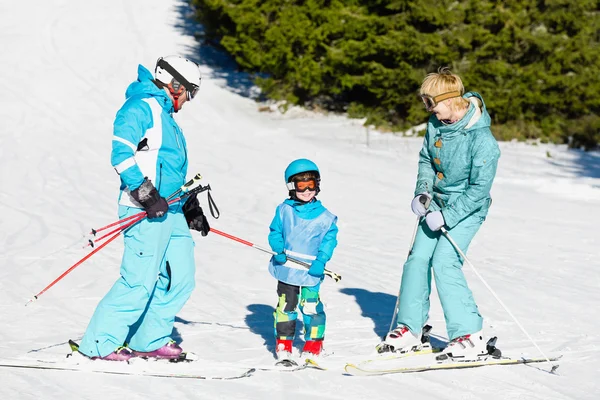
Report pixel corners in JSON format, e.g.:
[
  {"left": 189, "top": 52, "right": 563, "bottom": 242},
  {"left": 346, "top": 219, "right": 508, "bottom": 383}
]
[{"left": 154, "top": 55, "right": 201, "bottom": 100}]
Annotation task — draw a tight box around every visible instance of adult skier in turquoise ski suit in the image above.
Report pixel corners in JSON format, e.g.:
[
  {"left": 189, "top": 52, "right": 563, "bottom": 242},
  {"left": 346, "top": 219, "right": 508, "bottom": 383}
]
[
  {"left": 383, "top": 69, "right": 501, "bottom": 360},
  {"left": 78, "top": 56, "right": 209, "bottom": 361},
  {"left": 268, "top": 159, "right": 338, "bottom": 360}
]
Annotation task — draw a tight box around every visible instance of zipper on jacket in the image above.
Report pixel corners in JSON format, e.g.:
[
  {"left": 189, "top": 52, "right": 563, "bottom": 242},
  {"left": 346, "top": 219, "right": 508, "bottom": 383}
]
[
  {"left": 158, "top": 163, "right": 163, "bottom": 192},
  {"left": 182, "top": 137, "right": 188, "bottom": 175},
  {"left": 176, "top": 125, "right": 187, "bottom": 175},
  {"left": 173, "top": 125, "right": 181, "bottom": 149},
  {"left": 170, "top": 118, "right": 187, "bottom": 182}
]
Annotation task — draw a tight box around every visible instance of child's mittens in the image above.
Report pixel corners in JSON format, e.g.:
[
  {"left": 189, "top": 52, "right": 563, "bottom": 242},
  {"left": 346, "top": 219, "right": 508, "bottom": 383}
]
[
  {"left": 273, "top": 253, "right": 287, "bottom": 264},
  {"left": 308, "top": 259, "right": 326, "bottom": 277}
]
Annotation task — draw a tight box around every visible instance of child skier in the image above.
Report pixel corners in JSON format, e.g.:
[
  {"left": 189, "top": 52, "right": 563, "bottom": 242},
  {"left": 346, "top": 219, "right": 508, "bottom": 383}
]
[{"left": 267, "top": 159, "right": 339, "bottom": 363}]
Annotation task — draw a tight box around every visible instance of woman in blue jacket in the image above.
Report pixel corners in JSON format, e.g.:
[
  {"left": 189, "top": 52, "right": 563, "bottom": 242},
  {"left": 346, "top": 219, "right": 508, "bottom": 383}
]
[
  {"left": 383, "top": 68, "right": 500, "bottom": 360},
  {"left": 268, "top": 159, "right": 338, "bottom": 362},
  {"left": 78, "top": 56, "right": 209, "bottom": 361}
]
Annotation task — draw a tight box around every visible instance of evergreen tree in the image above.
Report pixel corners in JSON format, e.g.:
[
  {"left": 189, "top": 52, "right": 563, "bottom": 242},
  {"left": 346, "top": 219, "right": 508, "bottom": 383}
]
[{"left": 192, "top": 0, "right": 600, "bottom": 149}]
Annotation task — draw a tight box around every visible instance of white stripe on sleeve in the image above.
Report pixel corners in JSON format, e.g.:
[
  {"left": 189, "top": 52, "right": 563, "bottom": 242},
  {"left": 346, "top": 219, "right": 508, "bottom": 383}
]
[
  {"left": 112, "top": 135, "right": 137, "bottom": 152},
  {"left": 114, "top": 157, "right": 136, "bottom": 174}
]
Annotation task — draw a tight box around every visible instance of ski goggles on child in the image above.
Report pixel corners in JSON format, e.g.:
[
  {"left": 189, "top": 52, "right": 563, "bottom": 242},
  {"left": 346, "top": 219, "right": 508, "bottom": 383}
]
[
  {"left": 286, "top": 179, "right": 318, "bottom": 192},
  {"left": 420, "top": 91, "right": 462, "bottom": 112}
]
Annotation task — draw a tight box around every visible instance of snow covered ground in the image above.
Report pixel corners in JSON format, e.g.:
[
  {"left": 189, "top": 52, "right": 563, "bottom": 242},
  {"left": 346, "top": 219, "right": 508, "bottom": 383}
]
[{"left": 1, "top": 0, "right": 599, "bottom": 398}]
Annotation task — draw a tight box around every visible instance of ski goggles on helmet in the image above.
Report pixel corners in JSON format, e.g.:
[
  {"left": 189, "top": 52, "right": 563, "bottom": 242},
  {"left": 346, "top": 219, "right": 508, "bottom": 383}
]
[
  {"left": 168, "top": 80, "right": 199, "bottom": 101},
  {"left": 186, "top": 83, "right": 200, "bottom": 100},
  {"left": 286, "top": 179, "right": 318, "bottom": 193},
  {"left": 420, "top": 91, "right": 462, "bottom": 112},
  {"left": 156, "top": 58, "right": 200, "bottom": 101}
]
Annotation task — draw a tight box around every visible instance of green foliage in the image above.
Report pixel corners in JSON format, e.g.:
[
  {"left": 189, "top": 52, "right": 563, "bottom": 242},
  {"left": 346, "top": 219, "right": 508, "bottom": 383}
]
[
  {"left": 191, "top": 0, "right": 600, "bottom": 148},
  {"left": 566, "top": 115, "right": 600, "bottom": 150}
]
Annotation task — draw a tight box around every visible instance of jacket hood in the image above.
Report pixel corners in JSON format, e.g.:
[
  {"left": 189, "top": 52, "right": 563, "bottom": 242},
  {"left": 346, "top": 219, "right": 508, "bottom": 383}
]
[{"left": 124, "top": 64, "right": 174, "bottom": 113}]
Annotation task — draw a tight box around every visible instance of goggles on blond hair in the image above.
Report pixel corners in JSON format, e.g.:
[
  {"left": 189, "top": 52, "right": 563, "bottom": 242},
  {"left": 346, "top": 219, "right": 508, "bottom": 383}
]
[{"left": 420, "top": 91, "right": 462, "bottom": 112}]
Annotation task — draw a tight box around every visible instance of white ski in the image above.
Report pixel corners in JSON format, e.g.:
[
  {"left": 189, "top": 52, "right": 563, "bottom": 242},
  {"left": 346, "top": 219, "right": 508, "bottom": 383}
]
[
  {"left": 0, "top": 358, "right": 255, "bottom": 380},
  {"left": 344, "top": 355, "right": 561, "bottom": 376}
]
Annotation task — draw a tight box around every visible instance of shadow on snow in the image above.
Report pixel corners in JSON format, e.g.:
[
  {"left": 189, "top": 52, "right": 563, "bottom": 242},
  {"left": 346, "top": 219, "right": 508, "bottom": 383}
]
[{"left": 172, "top": 0, "right": 263, "bottom": 100}]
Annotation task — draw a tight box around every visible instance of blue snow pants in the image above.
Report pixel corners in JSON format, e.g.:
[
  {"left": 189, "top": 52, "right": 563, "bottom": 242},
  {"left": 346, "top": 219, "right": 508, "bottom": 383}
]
[
  {"left": 78, "top": 205, "right": 195, "bottom": 358},
  {"left": 396, "top": 213, "right": 483, "bottom": 341}
]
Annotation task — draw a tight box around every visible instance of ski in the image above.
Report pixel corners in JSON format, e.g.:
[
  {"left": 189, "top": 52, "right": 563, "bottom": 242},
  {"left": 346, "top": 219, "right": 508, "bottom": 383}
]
[
  {"left": 344, "top": 356, "right": 562, "bottom": 376},
  {"left": 68, "top": 339, "right": 197, "bottom": 364},
  {"left": 304, "top": 358, "right": 327, "bottom": 370},
  {"left": 0, "top": 339, "right": 255, "bottom": 380},
  {"left": 274, "top": 358, "right": 298, "bottom": 368},
  {"left": 0, "top": 359, "right": 255, "bottom": 380},
  {"left": 259, "top": 358, "right": 327, "bottom": 372},
  {"left": 351, "top": 346, "right": 438, "bottom": 369},
  {"left": 259, "top": 363, "right": 307, "bottom": 372}
]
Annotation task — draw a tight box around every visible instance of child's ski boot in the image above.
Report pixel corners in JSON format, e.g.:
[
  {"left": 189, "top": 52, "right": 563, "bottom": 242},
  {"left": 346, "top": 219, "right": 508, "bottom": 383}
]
[
  {"left": 301, "top": 340, "right": 323, "bottom": 358},
  {"left": 275, "top": 339, "right": 297, "bottom": 367}
]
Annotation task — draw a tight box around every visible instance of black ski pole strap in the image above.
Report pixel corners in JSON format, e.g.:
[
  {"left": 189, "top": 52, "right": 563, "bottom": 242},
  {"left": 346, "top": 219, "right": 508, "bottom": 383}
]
[
  {"left": 176, "top": 183, "right": 219, "bottom": 219},
  {"left": 179, "top": 183, "right": 209, "bottom": 201},
  {"left": 207, "top": 191, "right": 220, "bottom": 219}
]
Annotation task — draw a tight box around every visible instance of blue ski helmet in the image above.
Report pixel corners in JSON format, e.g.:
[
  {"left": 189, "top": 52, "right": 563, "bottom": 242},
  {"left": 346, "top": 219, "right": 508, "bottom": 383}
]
[{"left": 284, "top": 159, "right": 320, "bottom": 183}]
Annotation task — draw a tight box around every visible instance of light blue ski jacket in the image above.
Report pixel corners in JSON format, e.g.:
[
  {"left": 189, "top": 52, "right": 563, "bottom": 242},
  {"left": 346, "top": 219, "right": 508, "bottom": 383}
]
[
  {"left": 268, "top": 199, "right": 338, "bottom": 287},
  {"left": 415, "top": 92, "right": 500, "bottom": 228},
  {"left": 111, "top": 65, "right": 188, "bottom": 207}
]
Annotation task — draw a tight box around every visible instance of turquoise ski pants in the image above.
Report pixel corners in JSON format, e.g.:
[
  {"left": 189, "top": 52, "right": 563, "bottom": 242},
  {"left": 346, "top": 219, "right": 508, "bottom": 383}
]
[
  {"left": 397, "top": 213, "right": 483, "bottom": 340},
  {"left": 79, "top": 206, "right": 195, "bottom": 358}
]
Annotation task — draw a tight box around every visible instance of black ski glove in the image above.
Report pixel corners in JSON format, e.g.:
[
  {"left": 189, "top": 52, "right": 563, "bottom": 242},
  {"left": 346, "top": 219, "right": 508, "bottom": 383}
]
[
  {"left": 183, "top": 193, "right": 210, "bottom": 236},
  {"left": 130, "top": 178, "right": 169, "bottom": 219}
]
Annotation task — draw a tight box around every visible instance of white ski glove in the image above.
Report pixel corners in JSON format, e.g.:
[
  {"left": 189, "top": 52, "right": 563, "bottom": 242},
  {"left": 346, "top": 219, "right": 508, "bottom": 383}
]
[
  {"left": 425, "top": 211, "right": 445, "bottom": 231},
  {"left": 411, "top": 193, "right": 432, "bottom": 217}
]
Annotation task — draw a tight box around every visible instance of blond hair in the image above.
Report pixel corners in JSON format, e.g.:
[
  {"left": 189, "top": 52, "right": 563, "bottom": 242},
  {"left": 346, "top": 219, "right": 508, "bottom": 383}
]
[{"left": 420, "top": 67, "right": 469, "bottom": 111}]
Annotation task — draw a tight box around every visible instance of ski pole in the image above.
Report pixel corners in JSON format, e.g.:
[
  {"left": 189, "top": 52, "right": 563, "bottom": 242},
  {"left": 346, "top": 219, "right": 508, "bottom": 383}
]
[
  {"left": 88, "top": 183, "right": 215, "bottom": 249},
  {"left": 26, "top": 176, "right": 206, "bottom": 306},
  {"left": 386, "top": 196, "right": 432, "bottom": 336},
  {"left": 86, "top": 193, "right": 189, "bottom": 248},
  {"left": 209, "top": 228, "right": 342, "bottom": 282},
  {"left": 25, "top": 221, "right": 138, "bottom": 306},
  {"left": 387, "top": 216, "right": 421, "bottom": 335},
  {"left": 440, "top": 227, "right": 559, "bottom": 373},
  {"left": 84, "top": 214, "right": 146, "bottom": 248},
  {"left": 90, "top": 173, "right": 203, "bottom": 235}
]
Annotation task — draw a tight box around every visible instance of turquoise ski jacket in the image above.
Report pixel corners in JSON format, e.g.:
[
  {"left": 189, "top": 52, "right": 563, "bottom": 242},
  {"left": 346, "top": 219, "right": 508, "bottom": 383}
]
[
  {"left": 268, "top": 199, "right": 338, "bottom": 287},
  {"left": 110, "top": 65, "right": 188, "bottom": 207},
  {"left": 415, "top": 92, "right": 501, "bottom": 228}
]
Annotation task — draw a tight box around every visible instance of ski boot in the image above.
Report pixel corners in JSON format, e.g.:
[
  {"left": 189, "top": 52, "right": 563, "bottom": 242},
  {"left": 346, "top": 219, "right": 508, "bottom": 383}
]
[
  {"left": 96, "top": 346, "right": 135, "bottom": 361},
  {"left": 436, "top": 329, "right": 492, "bottom": 361},
  {"left": 68, "top": 340, "right": 134, "bottom": 362},
  {"left": 275, "top": 339, "right": 297, "bottom": 367},
  {"left": 301, "top": 340, "right": 323, "bottom": 358},
  {"left": 377, "top": 324, "right": 432, "bottom": 354},
  {"left": 131, "top": 340, "right": 183, "bottom": 360}
]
